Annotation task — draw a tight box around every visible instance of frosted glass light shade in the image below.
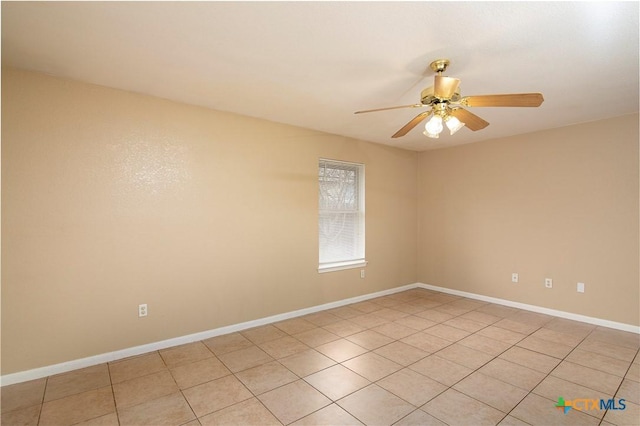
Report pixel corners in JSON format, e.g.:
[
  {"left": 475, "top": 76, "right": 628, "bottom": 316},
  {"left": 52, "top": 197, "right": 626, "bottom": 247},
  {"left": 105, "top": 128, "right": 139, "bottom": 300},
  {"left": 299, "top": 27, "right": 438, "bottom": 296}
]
[
  {"left": 445, "top": 115, "right": 465, "bottom": 135},
  {"left": 425, "top": 115, "right": 443, "bottom": 135}
]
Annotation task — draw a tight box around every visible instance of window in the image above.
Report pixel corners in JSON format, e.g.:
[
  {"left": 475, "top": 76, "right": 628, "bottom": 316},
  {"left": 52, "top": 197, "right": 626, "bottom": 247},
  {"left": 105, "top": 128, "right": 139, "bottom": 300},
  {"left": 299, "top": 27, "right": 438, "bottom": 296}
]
[{"left": 318, "top": 159, "right": 366, "bottom": 273}]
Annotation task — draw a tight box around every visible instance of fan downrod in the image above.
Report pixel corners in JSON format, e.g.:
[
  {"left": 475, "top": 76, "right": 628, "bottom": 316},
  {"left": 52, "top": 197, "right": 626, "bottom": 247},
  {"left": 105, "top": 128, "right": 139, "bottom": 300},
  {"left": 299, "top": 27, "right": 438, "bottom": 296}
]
[{"left": 429, "top": 59, "right": 450, "bottom": 74}]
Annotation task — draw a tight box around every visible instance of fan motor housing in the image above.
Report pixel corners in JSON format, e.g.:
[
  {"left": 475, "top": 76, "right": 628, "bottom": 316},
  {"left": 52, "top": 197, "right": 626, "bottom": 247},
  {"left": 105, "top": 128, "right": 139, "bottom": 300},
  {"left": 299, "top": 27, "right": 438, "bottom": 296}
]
[{"left": 421, "top": 86, "right": 461, "bottom": 105}]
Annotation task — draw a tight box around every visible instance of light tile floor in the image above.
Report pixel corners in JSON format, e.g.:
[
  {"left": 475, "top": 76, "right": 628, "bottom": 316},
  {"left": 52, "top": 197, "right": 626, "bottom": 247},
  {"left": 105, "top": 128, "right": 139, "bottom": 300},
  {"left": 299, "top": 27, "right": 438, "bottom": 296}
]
[{"left": 2, "top": 288, "right": 639, "bottom": 425}]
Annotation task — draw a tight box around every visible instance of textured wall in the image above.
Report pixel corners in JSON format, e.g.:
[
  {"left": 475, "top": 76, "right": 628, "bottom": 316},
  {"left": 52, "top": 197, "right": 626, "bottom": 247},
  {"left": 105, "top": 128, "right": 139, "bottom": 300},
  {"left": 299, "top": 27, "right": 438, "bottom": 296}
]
[
  {"left": 3, "top": 67, "right": 638, "bottom": 376},
  {"left": 1, "top": 69, "right": 418, "bottom": 374}
]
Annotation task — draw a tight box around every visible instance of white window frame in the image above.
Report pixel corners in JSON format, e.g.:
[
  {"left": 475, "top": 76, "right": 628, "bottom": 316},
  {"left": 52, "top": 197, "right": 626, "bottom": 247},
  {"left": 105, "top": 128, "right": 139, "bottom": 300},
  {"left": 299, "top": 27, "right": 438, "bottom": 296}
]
[{"left": 318, "top": 158, "right": 366, "bottom": 273}]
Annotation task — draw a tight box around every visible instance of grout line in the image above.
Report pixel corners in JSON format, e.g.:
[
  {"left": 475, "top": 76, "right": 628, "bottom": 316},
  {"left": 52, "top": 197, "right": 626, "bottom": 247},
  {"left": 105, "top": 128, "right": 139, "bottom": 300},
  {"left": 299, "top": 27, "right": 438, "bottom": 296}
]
[
  {"left": 601, "top": 345, "right": 640, "bottom": 425},
  {"left": 328, "top": 296, "right": 521, "bottom": 424},
  {"left": 505, "top": 326, "right": 616, "bottom": 424},
  {"left": 36, "top": 376, "right": 48, "bottom": 426}
]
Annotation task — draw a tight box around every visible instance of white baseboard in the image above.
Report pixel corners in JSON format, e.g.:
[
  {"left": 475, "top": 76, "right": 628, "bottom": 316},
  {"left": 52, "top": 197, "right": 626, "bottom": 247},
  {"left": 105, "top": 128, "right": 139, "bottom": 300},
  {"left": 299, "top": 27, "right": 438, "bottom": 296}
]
[
  {"left": 3, "top": 281, "right": 638, "bottom": 386},
  {"left": 417, "top": 282, "right": 640, "bottom": 334},
  {"left": 0, "top": 283, "right": 416, "bottom": 386}
]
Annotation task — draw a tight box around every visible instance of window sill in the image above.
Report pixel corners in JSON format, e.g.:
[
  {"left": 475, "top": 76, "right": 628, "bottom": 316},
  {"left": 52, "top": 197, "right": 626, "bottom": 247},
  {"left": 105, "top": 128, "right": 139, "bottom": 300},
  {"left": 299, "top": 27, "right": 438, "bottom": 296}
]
[{"left": 318, "top": 260, "right": 368, "bottom": 274}]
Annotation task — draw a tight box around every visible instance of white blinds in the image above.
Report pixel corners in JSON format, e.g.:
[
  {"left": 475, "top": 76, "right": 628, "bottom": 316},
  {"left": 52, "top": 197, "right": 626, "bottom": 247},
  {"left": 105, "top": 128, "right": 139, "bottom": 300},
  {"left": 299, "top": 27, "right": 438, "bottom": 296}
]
[{"left": 318, "top": 159, "right": 365, "bottom": 269}]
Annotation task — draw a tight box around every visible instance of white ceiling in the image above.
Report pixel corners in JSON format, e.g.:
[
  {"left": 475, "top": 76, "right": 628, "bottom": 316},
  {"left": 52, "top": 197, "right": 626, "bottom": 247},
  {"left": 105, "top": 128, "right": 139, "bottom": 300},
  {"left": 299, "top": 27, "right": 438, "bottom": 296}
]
[{"left": 2, "top": 1, "right": 638, "bottom": 151}]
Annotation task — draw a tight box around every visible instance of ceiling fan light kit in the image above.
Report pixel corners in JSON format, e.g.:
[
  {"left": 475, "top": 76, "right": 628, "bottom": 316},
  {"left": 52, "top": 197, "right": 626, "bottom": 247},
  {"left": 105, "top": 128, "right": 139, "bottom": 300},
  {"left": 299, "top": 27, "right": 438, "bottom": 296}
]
[{"left": 355, "top": 58, "right": 544, "bottom": 140}]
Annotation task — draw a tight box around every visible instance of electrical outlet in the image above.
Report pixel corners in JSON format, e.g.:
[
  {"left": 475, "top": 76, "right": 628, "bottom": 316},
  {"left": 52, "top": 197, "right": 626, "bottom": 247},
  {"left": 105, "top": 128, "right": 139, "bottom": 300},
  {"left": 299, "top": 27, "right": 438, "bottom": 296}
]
[
  {"left": 511, "top": 273, "right": 519, "bottom": 283},
  {"left": 577, "top": 282, "right": 585, "bottom": 293},
  {"left": 545, "top": 278, "right": 553, "bottom": 289},
  {"left": 360, "top": 269, "right": 365, "bottom": 279},
  {"left": 138, "top": 304, "right": 148, "bottom": 317}
]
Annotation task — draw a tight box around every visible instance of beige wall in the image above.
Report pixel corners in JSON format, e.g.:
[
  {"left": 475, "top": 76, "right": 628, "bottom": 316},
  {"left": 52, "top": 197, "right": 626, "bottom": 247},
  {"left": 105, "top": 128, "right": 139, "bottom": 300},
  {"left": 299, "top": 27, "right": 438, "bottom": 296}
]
[
  {"left": 1, "top": 69, "right": 418, "bottom": 374},
  {"left": 2, "top": 68, "right": 638, "bottom": 376},
  {"left": 417, "top": 114, "right": 639, "bottom": 326}
]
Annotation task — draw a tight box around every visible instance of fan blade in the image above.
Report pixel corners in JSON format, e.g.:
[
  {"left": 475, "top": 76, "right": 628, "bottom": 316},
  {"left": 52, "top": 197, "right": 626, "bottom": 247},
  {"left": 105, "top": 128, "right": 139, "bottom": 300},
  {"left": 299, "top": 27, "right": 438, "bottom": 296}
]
[
  {"left": 434, "top": 76, "right": 461, "bottom": 99},
  {"left": 449, "top": 108, "right": 489, "bottom": 131},
  {"left": 354, "top": 104, "right": 423, "bottom": 114},
  {"left": 461, "top": 93, "right": 544, "bottom": 107},
  {"left": 391, "top": 111, "right": 431, "bottom": 138}
]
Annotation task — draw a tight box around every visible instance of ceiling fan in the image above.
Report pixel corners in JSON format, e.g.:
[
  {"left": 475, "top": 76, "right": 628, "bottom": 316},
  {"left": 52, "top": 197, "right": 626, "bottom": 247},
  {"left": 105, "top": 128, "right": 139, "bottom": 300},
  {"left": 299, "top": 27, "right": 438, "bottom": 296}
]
[{"left": 354, "top": 59, "right": 544, "bottom": 139}]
